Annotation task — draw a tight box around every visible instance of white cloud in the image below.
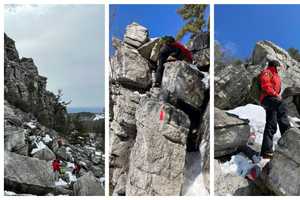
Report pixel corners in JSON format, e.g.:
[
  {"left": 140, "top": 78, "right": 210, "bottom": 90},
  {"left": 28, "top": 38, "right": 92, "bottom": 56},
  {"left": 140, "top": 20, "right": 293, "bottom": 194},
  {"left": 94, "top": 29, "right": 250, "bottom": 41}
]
[{"left": 5, "top": 5, "right": 105, "bottom": 108}]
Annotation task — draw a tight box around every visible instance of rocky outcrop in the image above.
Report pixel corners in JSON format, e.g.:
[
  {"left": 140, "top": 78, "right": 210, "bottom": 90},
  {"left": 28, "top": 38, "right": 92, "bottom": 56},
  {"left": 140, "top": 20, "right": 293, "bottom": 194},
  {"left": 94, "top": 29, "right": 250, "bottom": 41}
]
[
  {"left": 124, "top": 22, "right": 149, "bottom": 48},
  {"left": 4, "top": 34, "right": 105, "bottom": 196},
  {"left": 73, "top": 172, "right": 104, "bottom": 196},
  {"left": 4, "top": 33, "right": 68, "bottom": 132},
  {"left": 110, "top": 22, "right": 210, "bottom": 195},
  {"left": 5, "top": 151, "right": 55, "bottom": 195},
  {"left": 262, "top": 128, "right": 300, "bottom": 195},
  {"left": 188, "top": 32, "right": 210, "bottom": 71},
  {"left": 162, "top": 61, "right": 207, "bottom": 110},
  {"left": 214, "top": 108, "right": 250, "bottom": 157},
  {"left": 215, "top": 40, "right": 300, "bottom": 111},
  {"left": 215, "top": 64, "right": 251, "bottom": 109},
  {"left": 126, "top": 98, "right": 190, "bottom": 195}
]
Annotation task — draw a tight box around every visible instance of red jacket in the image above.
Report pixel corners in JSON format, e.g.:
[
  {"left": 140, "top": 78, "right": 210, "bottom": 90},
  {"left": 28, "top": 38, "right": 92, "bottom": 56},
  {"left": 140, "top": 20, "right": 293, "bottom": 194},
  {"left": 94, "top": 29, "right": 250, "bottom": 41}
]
[
  {"left": 52, "top": 160, "right": 61, "bottom": 172},
  {"left": 170, "top": 42, "right": 193, "bottom": 62},
  {"left": 259, "top": 66, "right": 281, "bottom": 103}
]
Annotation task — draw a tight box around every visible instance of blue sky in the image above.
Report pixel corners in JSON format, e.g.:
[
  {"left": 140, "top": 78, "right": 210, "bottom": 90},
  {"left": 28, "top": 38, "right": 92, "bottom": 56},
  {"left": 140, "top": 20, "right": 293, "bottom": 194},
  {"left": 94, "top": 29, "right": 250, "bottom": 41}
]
[
  {"left": 215, "top": 5, "right": 300, "bottom": 59},
  {"left": 110, "top": 4, "right": 209, "bottom": 55}
]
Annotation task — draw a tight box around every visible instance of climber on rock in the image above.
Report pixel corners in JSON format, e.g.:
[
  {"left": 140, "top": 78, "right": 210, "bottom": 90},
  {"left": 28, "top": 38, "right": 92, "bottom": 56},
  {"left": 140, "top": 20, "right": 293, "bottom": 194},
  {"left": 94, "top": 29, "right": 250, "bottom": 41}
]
[
  {"left": 52, "top": 158, "right": 62, "bottom": 181},
  {"left": 259, "top": 60, "right": 291, "bottom": 159},
  {"left": 154, "top": 36, "right": 193, "bottom": 87}
]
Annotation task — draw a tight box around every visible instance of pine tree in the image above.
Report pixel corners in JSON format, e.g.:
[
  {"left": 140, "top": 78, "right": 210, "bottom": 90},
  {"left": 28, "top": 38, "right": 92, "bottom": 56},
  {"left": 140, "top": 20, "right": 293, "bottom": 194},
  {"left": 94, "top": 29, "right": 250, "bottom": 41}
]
[
  {"left": 287, "top": 47, "right": 300, "bottom": 62},
  {"left": 176, "top": 5, "right": 208, "bottom": 41}
]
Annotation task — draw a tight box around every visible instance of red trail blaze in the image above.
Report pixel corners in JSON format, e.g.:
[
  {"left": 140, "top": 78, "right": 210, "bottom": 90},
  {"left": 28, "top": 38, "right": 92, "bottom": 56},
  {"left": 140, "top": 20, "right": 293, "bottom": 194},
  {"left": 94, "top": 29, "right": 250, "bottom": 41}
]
[{"left": 159, "top": 110, "right": 165, "bottom": 121}]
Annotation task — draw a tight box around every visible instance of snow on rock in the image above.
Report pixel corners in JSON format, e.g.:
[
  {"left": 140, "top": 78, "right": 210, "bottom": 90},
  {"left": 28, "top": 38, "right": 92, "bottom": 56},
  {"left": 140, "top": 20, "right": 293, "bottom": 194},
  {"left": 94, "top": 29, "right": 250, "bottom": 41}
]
[
  {"left": 65, "top": 171, "right": 77, "bottom": 183},
  {"left": 31, "top": 141, "right": 47, "bottom": 154},
  {"left": 93, "top": 114, "right": 104, "bottom": 120},
  {"left": 182, "top": 152, "right": 209, "bottom": 196},
  {"left": 42, "top": 134, "right": 53, "bottom": 143},
  {"left": 227, "top": 104, "right": 281, "bottom": 146},
  {"left": 67, "top": 162, "right": 75, "bottom": 169},
  {"left": 25, "top": 121, "right": 36, "bottom": 129},
  {"left": 201, "top": 71, "right": 210, "bottom": 90},
  {"left": 220, "top": 153, "right": 254, "bottom": 178},
  {"left": 5, "top": 191, "right": 17, "bottom": 196},
  {"left": 100, "top": 177, "right": 105, "bottom": 188},
  {"left": 55, "top": 178, "right": 68, "bottom": 186}
]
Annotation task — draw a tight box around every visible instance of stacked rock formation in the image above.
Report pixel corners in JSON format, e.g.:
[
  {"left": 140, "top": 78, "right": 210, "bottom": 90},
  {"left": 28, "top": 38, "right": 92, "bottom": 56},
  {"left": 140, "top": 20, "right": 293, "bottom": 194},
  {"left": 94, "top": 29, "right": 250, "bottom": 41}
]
[{"left": 110, "top": 22, "right": 210, "bottom": 195}]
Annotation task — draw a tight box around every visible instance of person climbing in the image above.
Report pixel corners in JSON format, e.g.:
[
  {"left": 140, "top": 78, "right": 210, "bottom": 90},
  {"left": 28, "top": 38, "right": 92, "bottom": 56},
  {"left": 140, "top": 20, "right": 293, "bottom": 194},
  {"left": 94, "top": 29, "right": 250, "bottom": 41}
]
[
  {"left": 259, "top": 60, "right": 291, "bottom": 159},
  {"left": 72, "top": 161, "right": 81, "bottom": 178},
  {"left": 154, "top": 36, "right": 193, "bottom": 87},
  {"left": 52, "top": 158, "right": 61, "bottom": 181}
]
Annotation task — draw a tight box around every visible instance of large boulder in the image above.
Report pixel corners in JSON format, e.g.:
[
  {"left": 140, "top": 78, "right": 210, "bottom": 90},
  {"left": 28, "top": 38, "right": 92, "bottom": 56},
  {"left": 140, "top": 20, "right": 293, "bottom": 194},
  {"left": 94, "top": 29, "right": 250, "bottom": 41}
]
[
  {"left": 126, "top": 97, "right": 190, "bottom": 195},
  {"left": 73, "top": 172, "right": 104, "bottom": 196},
  {"left": 110, "top": 44, "right": 152, "bottom": 89},
  {"left": 214, "top": 108, "right": 250, "bottom": 157},
  {"left": 5, "top": 151, "right": 55, "bottom": 195},
  {"left": 32, "top": 146, "right": 56, "bottom": 161},
  {"left": 138, "top": 38, "right": 159, "bottom": 60},
  {"left": 124, "top": 22, "right": 149, "bottom": 48},
  {"left": 264, "top": 128, "right": 300, "bottom": 195},
  {"left": 188, "top": 32, "right": 210, "bottom": 51},
  {"left": 4, "top": 126, "right": 28, "bottom": 156},
  {"left": 251, "top": 41, "right": 300, "bottom": 92},
  {"left": 161, "top": 61, "right": 207, "bottom": 110},
  {"left": 214, "top": 160, "right": 262, "bottom": 195},
  {"left": 215, "top": 64, "right": 251, "bottom": 109},
  {"left": 113, "top": 87, "right": 140, "bottom": 129}
]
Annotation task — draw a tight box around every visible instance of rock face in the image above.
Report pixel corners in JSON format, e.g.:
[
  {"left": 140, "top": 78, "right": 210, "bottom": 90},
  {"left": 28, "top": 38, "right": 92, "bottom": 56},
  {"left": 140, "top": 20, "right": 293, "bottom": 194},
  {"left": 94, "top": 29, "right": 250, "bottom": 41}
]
[
  {"left": 111, "top": 41, "right": 152, "bottom": 89},
  {"left": 4, "top": 34, "right": 105, "bottom": 196},
  {"left": 162, "top": 61, "right": 206, "bottom": 110},
  {"left": 5, "top": 151, "right": 55, "bottom": 195},
  {"left": 214, "top": 108, "right": 250, "bottom": 157},
  {"left": 110, "top": 23, "right": 210, "bottom": 195},
  {"left": 263, "top": 128, "right": 300, "bottom": 195},
  {"left": 73, "top": 172, "right": 104, "bottom": 196},
  {"left": 126, "top": 98, "right": 190, "bottom": 195},
  {"left": 4, "top": 33, "right": 68, "bottom": 132},
  {"left": 188, "top": 32, "right": 210, "bottom": 71},
  {"left": 215, "top": 40, "right": 300, "bottom": 110},
  {"left": 124, "top": 22, "right": 149, "bottom": 48},
  {"left": 215, "top": 64, "right": 251, "bottom": 110},
  {"left": 251, "top": 41, "right": 300, "bottom": 96}
]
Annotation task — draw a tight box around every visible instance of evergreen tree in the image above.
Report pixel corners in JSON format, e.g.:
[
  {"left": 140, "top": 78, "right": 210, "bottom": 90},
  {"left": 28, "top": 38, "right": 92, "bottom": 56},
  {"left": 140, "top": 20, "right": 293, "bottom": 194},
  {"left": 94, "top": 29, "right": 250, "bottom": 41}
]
[
  {"left": 287, "top": 47, "right": 300, "bottom": 62},
  {"left": 176, "top": 5, "right": 208, "bottom": 41}
]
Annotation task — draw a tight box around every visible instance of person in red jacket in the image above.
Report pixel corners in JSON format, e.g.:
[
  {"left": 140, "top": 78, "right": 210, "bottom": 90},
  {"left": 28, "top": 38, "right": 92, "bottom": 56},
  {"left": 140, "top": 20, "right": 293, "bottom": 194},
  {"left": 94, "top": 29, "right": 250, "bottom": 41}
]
[
  {"left": 154, "top": 36, "right": 193, "bottom": 87},
  {"left": 259, "top": 60, "right": 291, "bottom": 159},
  {"left": 52, "top": 158, "right": 61, "bottom": 181}
]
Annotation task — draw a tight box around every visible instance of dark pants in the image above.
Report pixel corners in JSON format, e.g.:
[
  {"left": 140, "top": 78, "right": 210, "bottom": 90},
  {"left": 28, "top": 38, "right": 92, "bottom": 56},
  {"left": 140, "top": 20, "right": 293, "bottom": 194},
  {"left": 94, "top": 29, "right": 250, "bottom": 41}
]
[
  {"left": 261, "top": 96, "right": 291, "bottom": 156},
  {"left": 155, "top": 45, "right": 181, "bottom": 86}
]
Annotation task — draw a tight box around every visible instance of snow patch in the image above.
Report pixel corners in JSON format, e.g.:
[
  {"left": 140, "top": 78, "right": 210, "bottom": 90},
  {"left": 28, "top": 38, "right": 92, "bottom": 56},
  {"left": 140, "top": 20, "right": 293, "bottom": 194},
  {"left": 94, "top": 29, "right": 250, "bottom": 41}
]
[
  {"left": 200, "top": 72, "right": 210, "bottom": 90},
  {"left": 31, "top": 141, "right": 47, "bottom": 154},
  {"left": 4, "top": 191, "right": 17, "bottom": 196},
  {"left": 65, "top": 171, "right": 77, "bottom": 183},
  {"left": 55, "top": 178, "right": 68, "bottom": 186},
  {"left": 220, "top": 153, "right": 254, "bottom": 177},
  {"left": 227, "top": 104, "right": 281, "bottom": 146},
  {"left": 94, "top": 114, "right": 104, "bottom": 120},
  {"left": 25, "top": 121, "right": 36, "bottom": 129},
  {"left": 183, "top": 152, "right": 209, "bottom": 196},
  {"left": 43, "top": 134, "right": 53, "bottom": 143}
]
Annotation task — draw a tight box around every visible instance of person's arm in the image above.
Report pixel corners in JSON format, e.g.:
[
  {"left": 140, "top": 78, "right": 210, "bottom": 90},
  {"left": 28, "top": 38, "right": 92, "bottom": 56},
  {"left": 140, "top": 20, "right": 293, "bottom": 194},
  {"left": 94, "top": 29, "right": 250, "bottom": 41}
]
[{"left": 260, "top": 71, "right": 279, "bottom": 97}]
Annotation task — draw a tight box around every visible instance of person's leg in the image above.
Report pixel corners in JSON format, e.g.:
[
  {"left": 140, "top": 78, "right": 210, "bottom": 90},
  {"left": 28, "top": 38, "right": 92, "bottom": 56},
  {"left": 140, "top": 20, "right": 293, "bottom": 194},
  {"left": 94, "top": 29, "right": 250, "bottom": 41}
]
[
  {"left": 277, "top": 100, "right": 291, "bottom": 135},
  {"left": 261, "top": 97, "right": 278, "bottom": 157},
  {"left": 155, "top": 45, "right": 177, "bottom": 86}
]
